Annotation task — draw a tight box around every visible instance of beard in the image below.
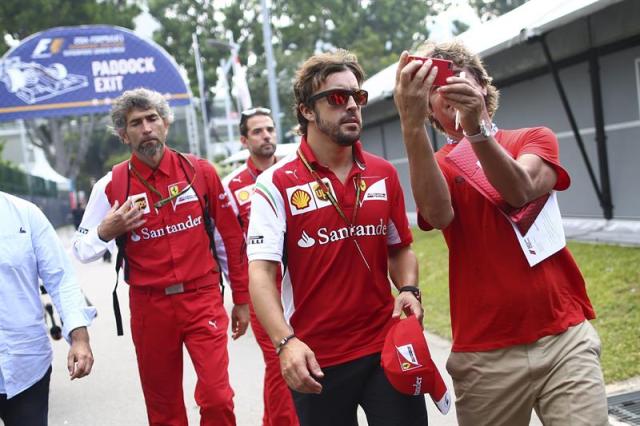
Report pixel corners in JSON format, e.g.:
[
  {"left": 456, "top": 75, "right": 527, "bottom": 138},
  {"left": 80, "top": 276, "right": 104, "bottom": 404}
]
[
  {"left": 251, "top": 142, "right": 276, "bottom": 159},
  {"left": 315, "top": 109, "right": 360, "bottom": 147},
  {"left": 135, "top": 139, "right": 164, "bottom": 158}
]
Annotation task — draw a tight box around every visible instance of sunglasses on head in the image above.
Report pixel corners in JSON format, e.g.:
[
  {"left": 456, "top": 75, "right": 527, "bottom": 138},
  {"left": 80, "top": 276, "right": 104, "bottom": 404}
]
[
  {"left": 308, "top": 89, "right": 368, "bottom": 107},
  {"left": 240, "top": 107, "right": 271, "bottom": 125}
]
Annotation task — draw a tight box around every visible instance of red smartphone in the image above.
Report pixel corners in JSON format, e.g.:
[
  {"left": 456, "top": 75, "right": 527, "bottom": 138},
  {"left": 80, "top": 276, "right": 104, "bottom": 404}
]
[{"left": 407, "top": 56, "right": 454, "bottom": 86}]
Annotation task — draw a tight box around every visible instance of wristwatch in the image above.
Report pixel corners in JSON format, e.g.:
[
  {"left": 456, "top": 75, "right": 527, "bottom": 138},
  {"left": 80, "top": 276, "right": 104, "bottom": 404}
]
[
  {"left": 463, "top": 119, "right": 492, "bottom": 143},
  {"left": 399, "top": 285, "right": 422, "bottom": 302}
]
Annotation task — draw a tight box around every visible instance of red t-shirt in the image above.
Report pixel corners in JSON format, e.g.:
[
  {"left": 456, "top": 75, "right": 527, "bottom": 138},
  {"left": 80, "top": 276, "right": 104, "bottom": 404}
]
[
  {"left": 105, "top": 149, "right": 249, "bottom": 304},
  {"left": 419, "top": 127, "right": 595, "bottom": 352},
  {"left": 247, "top": 138, "right": 413, "bottom": 367}
]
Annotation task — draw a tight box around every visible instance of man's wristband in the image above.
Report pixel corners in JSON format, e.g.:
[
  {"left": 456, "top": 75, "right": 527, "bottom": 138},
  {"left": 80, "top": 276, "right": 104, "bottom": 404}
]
[
  {"left": 96, "top": 224, "right": 110, "bottom": 243},
  {"left": 275, "top": 334, "right": 296, "bottom": 355},
  {"left": 398, "top": 285, "right": 422, "bottom": 302}
]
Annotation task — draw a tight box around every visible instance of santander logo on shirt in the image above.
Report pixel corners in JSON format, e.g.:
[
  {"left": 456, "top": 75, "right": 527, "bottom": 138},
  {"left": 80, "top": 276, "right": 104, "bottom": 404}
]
[
  {"left": 297, "top": 218, "right": 387, "bottom": 248},
  {"left": 131, "top": 214, "right": 203, "bottom": 241}
]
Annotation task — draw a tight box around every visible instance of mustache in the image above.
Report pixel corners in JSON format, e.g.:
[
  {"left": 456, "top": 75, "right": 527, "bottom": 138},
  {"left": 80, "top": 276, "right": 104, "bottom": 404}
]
[{"left": 340, "top": 114, "right": 360, "bottom": 125}]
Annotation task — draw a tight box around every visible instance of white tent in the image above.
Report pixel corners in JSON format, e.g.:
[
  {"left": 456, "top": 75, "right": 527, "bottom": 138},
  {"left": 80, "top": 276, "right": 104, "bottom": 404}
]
[{"left": 28, "top": 145, "right": 71, "bottom": 191}]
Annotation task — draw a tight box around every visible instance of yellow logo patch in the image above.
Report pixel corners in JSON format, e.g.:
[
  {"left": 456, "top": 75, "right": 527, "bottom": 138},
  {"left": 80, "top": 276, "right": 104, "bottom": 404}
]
[
  {"left": 290, "top": 189, "right": 311, "bottom": 210},
  {"left": 313, "top": 183, "right": 328, "bottom": 201},
  {"left": 238, "top": 190, "right": 251, "bottom": 202}
]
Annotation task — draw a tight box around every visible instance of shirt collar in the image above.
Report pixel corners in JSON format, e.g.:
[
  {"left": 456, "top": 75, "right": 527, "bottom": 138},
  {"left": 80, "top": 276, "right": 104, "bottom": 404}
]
[
  {"left": 299, "top": 136, "right": 367, "bottom": 171},
  {"left": 129, "top": 147, "right": 173, "bottom": 178},
  {"left": 246, "top": 156, "right": 276, "bottom": 178}
]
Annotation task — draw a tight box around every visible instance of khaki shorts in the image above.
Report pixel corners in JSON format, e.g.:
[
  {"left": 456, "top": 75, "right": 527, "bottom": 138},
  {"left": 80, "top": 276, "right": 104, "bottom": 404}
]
[{"left": 447, "top": 321, "right": 608, "bottom": 426}]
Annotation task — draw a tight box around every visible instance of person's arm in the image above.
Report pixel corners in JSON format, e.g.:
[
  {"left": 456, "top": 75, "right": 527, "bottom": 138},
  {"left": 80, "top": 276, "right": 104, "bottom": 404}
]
[
  {"left": 68, "top": 327, "right": 93, "bottom": 380},
  {"left": 395, "top": 51, "right": 454, "bottom": 229},
  {"left": 388, "top": 245, "right": 423, "bottom": 324},
  {"left": 247, "top": 175, "right": 324, "bottom": 394},
  {"left": 202, "top": 160, "right": 250, "bottom": 340},
  {"left": 385, "top": 164, "right": 424, "bottom": 323},
  {"left": 438, "top": 76, "right": 558, "bottom": 207},
  {"left": 32, "top": 203, "right": 96, "bottom": 379},
  {"left": 72, "top": 173, "right": 144, "bottom": 262},
  {"left": 249, "top": 260, "right": 323, "bottom": 394}
]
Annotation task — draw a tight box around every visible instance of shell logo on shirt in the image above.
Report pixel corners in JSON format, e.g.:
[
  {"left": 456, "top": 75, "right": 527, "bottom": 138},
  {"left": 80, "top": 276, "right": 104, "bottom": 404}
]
[
  {"left": 286, "top": 178, "right": 334, "bottom": 216},
  {"left": 234, "top": 184, "right": 254, "bottom": 206},
  {"left": 291, "top": 189, "right": 311, "bottom": 209}
]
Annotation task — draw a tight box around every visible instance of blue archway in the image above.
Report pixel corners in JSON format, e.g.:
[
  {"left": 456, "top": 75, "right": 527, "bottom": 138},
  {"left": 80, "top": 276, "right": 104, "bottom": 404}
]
[{"left": 0, "top": 25, "right": 191, "bottom": 121}]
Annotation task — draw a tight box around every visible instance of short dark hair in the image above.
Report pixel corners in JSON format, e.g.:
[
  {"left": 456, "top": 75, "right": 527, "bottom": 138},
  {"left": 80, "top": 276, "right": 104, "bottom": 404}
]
[
  {"left": 238, "top": 107, "right": 273, "bottom": 137},
  {"left": 293, "top": 49, "right": 365, "bottom": 135},
  {"left": 110, "top": 88, "right": 173, "bottom": 137},
  {"left": 416, "top": 40, "right": 499, "bottom": 134}
]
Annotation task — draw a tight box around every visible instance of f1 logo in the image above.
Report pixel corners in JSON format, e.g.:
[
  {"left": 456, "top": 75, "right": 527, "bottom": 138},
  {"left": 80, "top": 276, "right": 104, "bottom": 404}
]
[{"left": 32, "top": 38, "right": 64, "bottom": 58}]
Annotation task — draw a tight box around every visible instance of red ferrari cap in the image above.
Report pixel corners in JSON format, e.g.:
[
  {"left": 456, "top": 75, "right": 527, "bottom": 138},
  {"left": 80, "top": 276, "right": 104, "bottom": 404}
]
[{"left": 381, "top": 316, "right": 451, "bottom": 414}]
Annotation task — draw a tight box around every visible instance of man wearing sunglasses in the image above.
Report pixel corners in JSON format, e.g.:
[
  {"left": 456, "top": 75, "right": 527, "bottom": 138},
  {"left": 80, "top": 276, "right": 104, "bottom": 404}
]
[
  {"left": 73, "top": 88, "right": 250, "bottom": 426},
  {"left": 247, "top": 50, "right": 428, "bottom": 425},
  {"left": 223, "top": 108, "right": 300, "bottom": 426}
]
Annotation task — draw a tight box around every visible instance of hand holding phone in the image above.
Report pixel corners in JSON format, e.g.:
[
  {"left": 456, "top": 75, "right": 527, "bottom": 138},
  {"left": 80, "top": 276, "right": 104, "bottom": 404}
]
[{"left": 407, "top": 56, "right": 454, "bottom": 86}]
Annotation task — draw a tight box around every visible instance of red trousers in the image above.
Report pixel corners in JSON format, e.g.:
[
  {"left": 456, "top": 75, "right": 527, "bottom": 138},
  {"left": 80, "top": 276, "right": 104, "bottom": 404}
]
[
  {"left": 130, "top": 281, "right": 235, "bottom": 426},
  {"left": 250, "top": 307, "right": 299, "bottom": 426}
]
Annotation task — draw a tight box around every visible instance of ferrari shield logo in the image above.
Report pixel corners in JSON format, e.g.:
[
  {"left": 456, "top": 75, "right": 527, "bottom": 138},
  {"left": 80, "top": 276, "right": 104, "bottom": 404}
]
[{"left": 169, "top": 184, "right": 180, "bottom": 197}]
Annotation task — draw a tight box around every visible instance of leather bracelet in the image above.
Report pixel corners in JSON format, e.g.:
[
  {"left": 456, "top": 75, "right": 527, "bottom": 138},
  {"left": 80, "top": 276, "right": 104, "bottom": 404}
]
[
  {"left": 398, "top": 285, "right": 422, "bottom": 302},
  {"left": 275, "top": 333, "right": 296, "bottom": 355}
]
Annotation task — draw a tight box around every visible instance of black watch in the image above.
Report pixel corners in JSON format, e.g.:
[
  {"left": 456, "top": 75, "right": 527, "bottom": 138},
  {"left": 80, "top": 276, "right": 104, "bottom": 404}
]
[{"left": 399, "top": 285, "right": 422, "bottom": 302}]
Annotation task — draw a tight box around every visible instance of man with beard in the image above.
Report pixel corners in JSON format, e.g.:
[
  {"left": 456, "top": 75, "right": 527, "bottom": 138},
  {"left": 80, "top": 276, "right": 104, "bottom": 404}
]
[
  {"left": 246, "top": 50, "right": 428, "bottom": 426},
  {"left": 223, "top": 108, "right": 299, "bottom": 426},
  {"left": 72, "top": 88, "right": 249, "bottom": 426}
]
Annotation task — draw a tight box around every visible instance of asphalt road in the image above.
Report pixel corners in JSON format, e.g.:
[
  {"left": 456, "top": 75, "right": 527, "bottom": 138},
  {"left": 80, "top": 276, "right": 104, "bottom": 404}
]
[{"left": 42, "top": 227, "right": 558, "bottom": 425}]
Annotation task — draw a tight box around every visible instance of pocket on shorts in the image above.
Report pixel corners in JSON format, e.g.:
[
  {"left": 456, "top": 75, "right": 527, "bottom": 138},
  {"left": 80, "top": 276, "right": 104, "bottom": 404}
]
[
  {"left": 446, "top": 351, "right": 474, "bottom": 395},
  {"left": 583, "top": 321, "right": 602, "bottom": 358}
]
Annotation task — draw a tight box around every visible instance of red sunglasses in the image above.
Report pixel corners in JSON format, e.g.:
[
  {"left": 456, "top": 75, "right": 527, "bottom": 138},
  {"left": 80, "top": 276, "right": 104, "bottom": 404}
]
[{"left": 308, "top": 89, "right": 368, "bottom": 107}]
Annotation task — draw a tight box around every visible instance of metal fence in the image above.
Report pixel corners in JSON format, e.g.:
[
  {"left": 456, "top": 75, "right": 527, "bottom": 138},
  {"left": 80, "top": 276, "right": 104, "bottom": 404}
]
[{"left": 0, "top": 163, "right": 70, "bottom": 227}]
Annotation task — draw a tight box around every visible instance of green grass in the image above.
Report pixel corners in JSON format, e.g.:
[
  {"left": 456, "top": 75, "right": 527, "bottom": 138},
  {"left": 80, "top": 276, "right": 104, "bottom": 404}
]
[{"left": 411, "top": 228, "right": 640, "bottom": 384}]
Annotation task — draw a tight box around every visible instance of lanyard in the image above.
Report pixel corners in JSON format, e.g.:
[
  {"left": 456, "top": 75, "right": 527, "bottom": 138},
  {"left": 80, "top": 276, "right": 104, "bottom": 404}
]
[
  {"left": 129, "top": 151, "right": 196, "bottom": 209},
  {"left": 297, "top": 148, "right": 370, "bottom": 271}
]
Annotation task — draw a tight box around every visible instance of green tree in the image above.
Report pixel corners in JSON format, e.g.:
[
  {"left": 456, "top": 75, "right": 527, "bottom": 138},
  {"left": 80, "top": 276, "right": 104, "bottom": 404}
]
[
  {"left": 0, "top": 0, "right": 140, "bottom": 185},
  {"left": 148, "top": 0, "right": 232, "bottom": 102},
  {"left": 0, "top": 0, "right": 140, "bottom": 55},
  {"left": 150, "top": 0, "right": 430, "bottom": 138},
  {"left": 468, "top": 0, "right": 530, "bottom": 22}
]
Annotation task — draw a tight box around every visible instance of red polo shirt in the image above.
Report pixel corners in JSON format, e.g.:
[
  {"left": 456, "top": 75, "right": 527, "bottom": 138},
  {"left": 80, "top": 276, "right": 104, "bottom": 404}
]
[
  {"left": 104, "top": 149, "right": 248, "bottom": 304},
  {"left": 418, "top": 127, "right": 595, "bottom": 352},
  {"left": 247, "top": 137, "right": 413, "bottom": 367}
]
